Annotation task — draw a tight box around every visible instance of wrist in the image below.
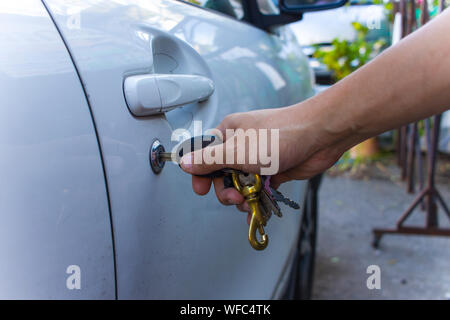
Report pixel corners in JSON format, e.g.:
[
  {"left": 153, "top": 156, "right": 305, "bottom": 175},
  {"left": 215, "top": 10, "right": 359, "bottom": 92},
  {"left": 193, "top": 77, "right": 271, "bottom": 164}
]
[
  {"left": 300, "top": 84, "right": 369, "bottom": 153},
  {"left": 287, "top": 97, "right": 351, "bottom": 153}
]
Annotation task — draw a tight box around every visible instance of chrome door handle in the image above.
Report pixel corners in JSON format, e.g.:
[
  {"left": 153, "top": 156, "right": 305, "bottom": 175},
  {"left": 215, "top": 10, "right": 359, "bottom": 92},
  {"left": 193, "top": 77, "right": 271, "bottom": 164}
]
[{"left": 124, "top": 74, "right": 214, "bottom": 116}]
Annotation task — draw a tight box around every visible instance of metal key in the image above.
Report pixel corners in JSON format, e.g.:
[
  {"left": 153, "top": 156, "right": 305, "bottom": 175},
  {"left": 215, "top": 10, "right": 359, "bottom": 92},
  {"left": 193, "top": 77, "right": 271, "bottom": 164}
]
[
  {"left": 158, "top": 151, "right": 177, "bottom": 163},
  {"left": 158, "top": 134, "right": 220, "bottom": 164},
  {"left": 270, "top": 187, "right": 300, "bottom": 210},
  {"left": 259, "top": 189, "right": 276, "bottom": 222},
  {"left": 260, "top": 176, "right": 282, "bottom": 219},
  {"left": 157, "top": 134, "right": 297, "bottom": 251}
]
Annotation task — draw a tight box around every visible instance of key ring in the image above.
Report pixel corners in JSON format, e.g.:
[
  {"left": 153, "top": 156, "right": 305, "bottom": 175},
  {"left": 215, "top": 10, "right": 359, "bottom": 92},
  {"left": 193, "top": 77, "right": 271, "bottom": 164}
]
[{"left": 232, "top": 172, "right": 269, "bottom": 250}]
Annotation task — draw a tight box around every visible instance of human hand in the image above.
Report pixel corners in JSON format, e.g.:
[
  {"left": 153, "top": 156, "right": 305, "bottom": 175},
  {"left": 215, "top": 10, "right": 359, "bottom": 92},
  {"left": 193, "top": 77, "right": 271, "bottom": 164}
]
[
  {"left": 181, "top": 6, "right": 450, "bottom": 218},
  {"left": 180, "top": 102, "right": 347, "bottom": 218}
]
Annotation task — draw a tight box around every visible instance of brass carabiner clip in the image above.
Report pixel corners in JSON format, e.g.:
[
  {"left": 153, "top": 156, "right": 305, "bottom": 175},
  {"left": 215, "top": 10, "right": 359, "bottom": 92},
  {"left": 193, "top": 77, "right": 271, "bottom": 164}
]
[{"left": 232, "top": 172, "right": 269, "bottom": 251}]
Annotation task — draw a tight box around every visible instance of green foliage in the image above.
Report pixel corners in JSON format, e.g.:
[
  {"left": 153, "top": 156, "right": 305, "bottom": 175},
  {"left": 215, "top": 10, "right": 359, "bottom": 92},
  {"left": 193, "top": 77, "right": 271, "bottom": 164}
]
[
  {"left": 373, "top": 0, "right": 394, "bottom": 23},
  {"left": 334, "top": 149, "right": 393, "bottom": 173},
  {"left": 428, "top": 0, "right": 450, "bottom": 18},
  {"left": 313, "top": 22, "right": 386, "bottom": 81}
]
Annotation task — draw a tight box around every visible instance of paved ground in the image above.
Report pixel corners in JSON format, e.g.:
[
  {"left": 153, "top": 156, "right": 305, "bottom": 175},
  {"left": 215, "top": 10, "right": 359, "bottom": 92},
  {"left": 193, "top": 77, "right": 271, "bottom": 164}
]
[{"left": 312, "top": 160, "right": 450, "bottom": 300}]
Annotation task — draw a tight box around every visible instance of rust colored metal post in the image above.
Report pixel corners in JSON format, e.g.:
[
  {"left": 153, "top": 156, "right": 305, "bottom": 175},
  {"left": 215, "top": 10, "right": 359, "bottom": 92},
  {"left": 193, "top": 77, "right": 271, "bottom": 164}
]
[
  {"left": 400, "top": 126, "right": 408, "bottom": 180},
  {"left": 396, "top": 129, "right": 402, "bottom": 166},
  {"left": 414, "top": 126, "right": 425, "bottom": 209},
  {"left": 398, "top": 0, "right": 413, "bottom": 180},
  {"left": 425, "top": 115, "right": 441, "bottom": 227},
  {"left": 420, "top": 0, "right": 429, "bottom": 26},
  {"left": 407, "top": 0, "right": 417, "bottom": 34},
  {"left": 400, "top": 0, "right": 408, "bottom": 37},
  {"left": 406, "top": 123, "right": 417, "bottom": 193}
]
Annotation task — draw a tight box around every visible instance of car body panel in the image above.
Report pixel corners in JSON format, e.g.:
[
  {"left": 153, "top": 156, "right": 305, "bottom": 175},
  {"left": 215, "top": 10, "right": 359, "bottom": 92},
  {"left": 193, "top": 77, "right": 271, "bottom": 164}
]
[
  {"left": 44, "top": 0, "right": 313, "bottom": 299},
  {"left": 0, "top": 0, "right": 115, "bottom": 299}
]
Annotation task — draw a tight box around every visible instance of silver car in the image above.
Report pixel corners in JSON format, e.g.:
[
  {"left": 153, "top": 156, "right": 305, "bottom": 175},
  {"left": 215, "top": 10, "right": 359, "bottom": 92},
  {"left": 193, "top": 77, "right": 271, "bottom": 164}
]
[{"left": 0, "top": 0, "right": 346, "bottom": 299}]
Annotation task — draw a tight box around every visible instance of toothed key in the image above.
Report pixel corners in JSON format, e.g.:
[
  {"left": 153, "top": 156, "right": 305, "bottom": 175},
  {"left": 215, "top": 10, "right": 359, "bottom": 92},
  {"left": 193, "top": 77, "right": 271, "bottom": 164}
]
[
  {"left": 261, "top": 176, "right": 282, "bottom": 218},
  {"left": 270, "top": 187, "right": 300, "bottom": 210}
]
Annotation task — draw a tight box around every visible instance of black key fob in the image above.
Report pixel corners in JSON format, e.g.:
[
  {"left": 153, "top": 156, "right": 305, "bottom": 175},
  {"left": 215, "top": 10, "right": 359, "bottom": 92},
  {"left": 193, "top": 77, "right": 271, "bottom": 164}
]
[
  {"left": 176, "top": 135, "right": 219, "bottom": 161},
  {"left": 177, "top": 135, "right": 231, "bottom": 180}
]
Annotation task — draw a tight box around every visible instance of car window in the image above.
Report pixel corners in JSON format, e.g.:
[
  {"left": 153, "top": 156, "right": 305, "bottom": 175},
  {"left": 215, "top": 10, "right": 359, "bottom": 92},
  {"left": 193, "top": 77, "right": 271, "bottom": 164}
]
[
  {"left": 181, "top": 0, "right": 244, "bottom": 19},
  {"left": 257, "top": 0, "right": 280, "bottom": 15}
]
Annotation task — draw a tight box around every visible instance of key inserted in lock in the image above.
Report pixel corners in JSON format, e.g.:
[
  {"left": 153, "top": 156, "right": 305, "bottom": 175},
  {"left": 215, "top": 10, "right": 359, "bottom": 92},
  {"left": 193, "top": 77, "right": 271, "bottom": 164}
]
[
  {"left": 155, "top": 135, "right": 233, "bottom": 179},
  {"left": 150, "top": 134, "right": 298, "bottom": 251},
  {"left": 158, "top": 135, "right": 220, "bottom": 164}
]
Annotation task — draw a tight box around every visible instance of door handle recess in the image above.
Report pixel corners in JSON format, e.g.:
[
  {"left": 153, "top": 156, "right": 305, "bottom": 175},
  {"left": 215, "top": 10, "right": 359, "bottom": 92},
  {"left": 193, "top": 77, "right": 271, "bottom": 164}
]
[{"left": 124, "top": 74, "right": 214, "bottom": 116}]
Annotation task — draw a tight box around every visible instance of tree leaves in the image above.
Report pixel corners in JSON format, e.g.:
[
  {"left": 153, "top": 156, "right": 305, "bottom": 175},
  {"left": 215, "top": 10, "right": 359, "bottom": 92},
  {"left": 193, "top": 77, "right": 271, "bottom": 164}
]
[{"left": 313, "top": 22, "right": 386, "bottom": 81}]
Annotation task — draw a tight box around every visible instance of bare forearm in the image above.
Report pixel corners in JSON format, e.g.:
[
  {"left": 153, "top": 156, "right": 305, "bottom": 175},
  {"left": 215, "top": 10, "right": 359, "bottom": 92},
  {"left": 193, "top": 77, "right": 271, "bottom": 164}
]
[
  {"left": 185, "top": 9, "right": 450, "bottom": 198},
  {"left": 296, "top": 8, "right": 450, "bottom": 151}
]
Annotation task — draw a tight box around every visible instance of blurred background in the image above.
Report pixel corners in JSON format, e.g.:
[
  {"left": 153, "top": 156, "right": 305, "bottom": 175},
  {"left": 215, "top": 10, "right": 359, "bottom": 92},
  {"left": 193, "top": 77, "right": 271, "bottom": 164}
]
[{"left": 289, "top": 0, "right": 450, "bottom": 299}]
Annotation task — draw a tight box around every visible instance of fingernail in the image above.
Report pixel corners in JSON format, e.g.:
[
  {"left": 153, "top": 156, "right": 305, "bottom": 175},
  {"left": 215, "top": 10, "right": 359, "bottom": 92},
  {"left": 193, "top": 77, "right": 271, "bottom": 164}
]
[{"left": 180, "top": 154, "right": 192, "bottom": 171}]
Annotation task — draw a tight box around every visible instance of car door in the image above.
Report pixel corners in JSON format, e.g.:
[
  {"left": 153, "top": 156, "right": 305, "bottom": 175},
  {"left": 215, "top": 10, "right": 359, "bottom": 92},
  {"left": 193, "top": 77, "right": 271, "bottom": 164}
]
[
  {"left": 0, "top": 0, "right": 115, "bottom": 298},
  {"left": 44, "top": 0, "right": 314, "bottom": 299}
]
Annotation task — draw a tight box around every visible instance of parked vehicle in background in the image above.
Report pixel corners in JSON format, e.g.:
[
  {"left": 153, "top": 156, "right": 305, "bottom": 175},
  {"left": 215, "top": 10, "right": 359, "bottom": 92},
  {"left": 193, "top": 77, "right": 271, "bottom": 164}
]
[
  {"left": 0, "top": 0, "right": 347, "bottom": 299},
  {"left": 290, "top": 0, "right": 391, "bottom": 84}
]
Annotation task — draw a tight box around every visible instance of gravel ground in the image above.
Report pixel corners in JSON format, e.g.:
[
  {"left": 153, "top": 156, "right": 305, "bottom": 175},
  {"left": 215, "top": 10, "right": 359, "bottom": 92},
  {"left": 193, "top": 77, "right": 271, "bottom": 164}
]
[{"left": 312, "top": 161, "right": 450, "bottom": 300}]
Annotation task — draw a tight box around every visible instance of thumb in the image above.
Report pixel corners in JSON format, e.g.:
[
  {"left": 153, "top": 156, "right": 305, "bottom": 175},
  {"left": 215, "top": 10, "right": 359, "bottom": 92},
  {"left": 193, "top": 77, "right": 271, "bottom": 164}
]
[{"left": 180, "top": 142, "right": 249, "bottom": 175}]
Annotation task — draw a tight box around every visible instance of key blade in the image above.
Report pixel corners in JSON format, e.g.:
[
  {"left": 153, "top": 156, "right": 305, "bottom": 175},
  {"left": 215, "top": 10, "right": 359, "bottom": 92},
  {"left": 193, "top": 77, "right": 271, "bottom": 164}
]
[
  {"left": 158, "top": 152, "right": 176, "bottom": 162},
  {"left": 261, "top": 189, "right": 282, "bottom": 218},
  {"left": 261, "top": 176, "right": 282, "bottom": 218},
  {"left": 270, "top": 187, "right": 300, "bottom": 210},
  {"left": 270, "top": 187, "right": 284, "bottom": 202},
  {"left": 258, "top": 198, "right": 272, "bottom": 223}
]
